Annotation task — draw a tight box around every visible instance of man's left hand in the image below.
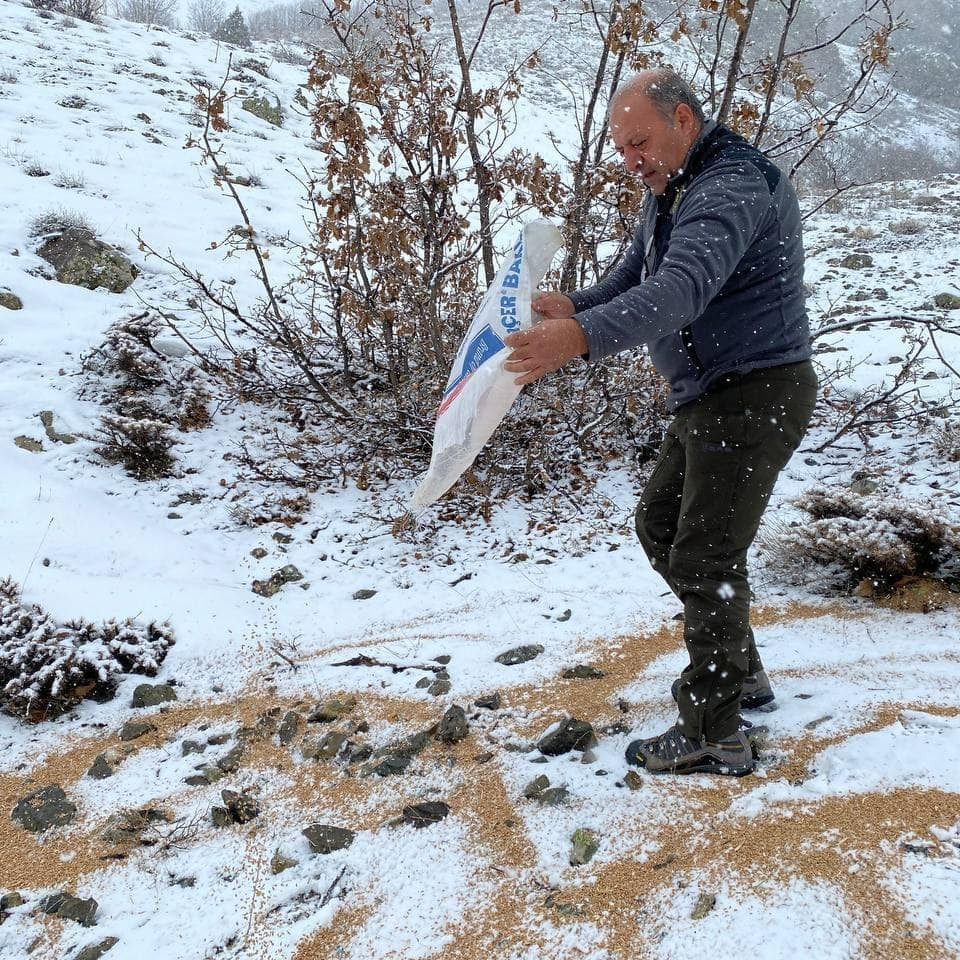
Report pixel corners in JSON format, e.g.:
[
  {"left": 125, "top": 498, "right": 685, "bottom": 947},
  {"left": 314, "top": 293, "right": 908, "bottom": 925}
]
[{"left": 503, "top": 316, "right": 589, "bottom": 385}]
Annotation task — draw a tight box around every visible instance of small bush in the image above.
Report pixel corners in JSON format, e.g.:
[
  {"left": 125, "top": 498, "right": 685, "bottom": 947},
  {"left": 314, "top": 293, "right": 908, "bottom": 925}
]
[
  {"left": 889, "top": 218, "right": 925, "bottom": 235},
  {"left": 29, "top": 207, "right": 95, "bottom": 238},
  {"left": 59, "top": 94, "right": 89, "bottom": 109},
  {"left": 25, "top": 163, "right": 50, "bottom": 177},
  {"left": 850, "top": 225, "right": 877, "bottom": 240},
  {"left": 96, "top": 414, "right": 178, "bottom": 479},
  {"left": 934, "top": 419, "right": 960, "bottom": 462},
  {"left": 765, "top": 487, "right": 960, "bottom": 592},
  {"left": 53, "top": 170, "right": 86, "bottom": 190},
  {"left": 147, "top": 54, "right": 166, "bottom": 66},
  {"left": 0, "top": 577, "right": 175, "bottom": 722},
  {"left": 0, "top": 71, "right": 17, "bottom": 84}
]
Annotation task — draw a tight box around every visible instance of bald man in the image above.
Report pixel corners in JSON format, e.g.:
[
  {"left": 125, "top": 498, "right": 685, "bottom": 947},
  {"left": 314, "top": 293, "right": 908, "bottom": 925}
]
[{"left": 504, "top": 70, "right": 816, "bottom": 776}]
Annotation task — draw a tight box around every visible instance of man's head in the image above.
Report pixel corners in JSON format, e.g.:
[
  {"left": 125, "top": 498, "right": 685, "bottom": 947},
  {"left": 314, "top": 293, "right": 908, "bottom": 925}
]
[{"left": 609, "top": 70, "right": 705, "bottom": 195}]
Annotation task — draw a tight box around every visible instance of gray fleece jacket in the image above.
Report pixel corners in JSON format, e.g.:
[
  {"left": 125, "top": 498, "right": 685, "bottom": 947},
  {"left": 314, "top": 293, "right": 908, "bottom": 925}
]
[{"left": 568, "top": 121, "right": 812, "bottom": 410}]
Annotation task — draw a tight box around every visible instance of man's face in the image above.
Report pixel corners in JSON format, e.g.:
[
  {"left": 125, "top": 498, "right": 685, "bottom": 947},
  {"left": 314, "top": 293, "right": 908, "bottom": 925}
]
[{"left": 610, "top": 94, "right": 698, "bottom": 196}]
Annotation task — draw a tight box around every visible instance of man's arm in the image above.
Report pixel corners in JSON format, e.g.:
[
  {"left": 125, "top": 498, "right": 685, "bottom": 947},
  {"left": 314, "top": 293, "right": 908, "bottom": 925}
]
[{"left": 576, "top": 162, "right": 774, "bottom": 360}]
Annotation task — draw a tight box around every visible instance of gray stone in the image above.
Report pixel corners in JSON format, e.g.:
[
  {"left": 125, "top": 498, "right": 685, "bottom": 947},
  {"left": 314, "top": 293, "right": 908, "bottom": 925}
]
[
  {"left": 495, "top": 644, "right": 544, "bottom": 666},
  {"left": 555, "top": 608, "right": 572, "bottom": 622},
  {"left": 474, "top": 692, "right": 502, "bottom": 710},
  {"left": 36, "top": 410, "right": 76, "bottom": 444},
  {"left": 303, "top": 824, "right": 356, "bottom": 854},
  {"left": 181, "top": 740, "right": 205, "bottom": 756},
  {"left": 99, "top": 808, "right": 170, "bottom": 845},
  {"left": 437, "top": 705, "right": 468, "bottom": 743},
  {"left": 415, "top": 677, "right": 432, "bottom": 689},
  {"left": 252, "top": 577, "right": 282, "bottom": 597},
  {"left": 536, "top": 787, "right": 570, "bottom": 807},
  {"left": 523, "top": 775, "right": 550, "bottom": 799},
  {"left": 272, "top": 532, "right": 293, "bottom": 544},
  {"left": 0, "top": 290, "right": 23, "bottom": 310},
  {"left": 804, "top": 715, "right": 833, "bottom": 731},
  {"left": 537, "top": 718, "right": 597, "bottom": 756},
  {"left": 850, "top": 477, "right": 879, "bottom": 496},
  {"left": 569, "top": 828, "right": 599, "bottom": 866},
  {"left": 691, "top": 892, "right": 716, "bottom": 920},
  {"left": 561, "top": 664, "right": 607, "bottom": 680},
  {"left": 1, "top": 892, "right": 24, "bottom": 910},
  {"left": 206, "top": 732, "right": 232, "bottom": 746},
  {"left": 838, "top": 253, "right": 873, "bottom": 270},
  {"left": 934, "top": 292, "right": 960, "bottom": 310},
  {"left": 71, "top": 937, "right": 119, "bottom": 960},
  {"left": 211, "top": 806, "right": 232, "bottom": 828},
  {"left": 303, "top": 731, "right": 348, "bottom": 761},
  {"left": 346, "top": 743, "right": 372, "bottom": 764},
  {"left": 278, "top": 710, "right": 303, "bottom": 745},
  {"left": 401, "top": 802, "right": 450, "bottom": 828},
  {"left": 38, "top": 228, "right": 137, "bottom": 293},
  {"left": 131, "top": 683, "right": 177, "bottom": 708},
  {"left": 352, "top": 589, "right": 377, "bottom": 600},
  {"left": 119, "top": 720, "right": 156, "bottom": 742},
  {"left": 220, "top": 789, "right": 261, "bottom": 824},
  {"left": 14, "top": 436, "right": 42, "bottom": 453},
  {"left": 11, "top": 785, "right": 77, "bottom": 832},
  {"left": 184, "top": 764, "right": 226, "bottom": 786},
  {"left": 433, "top": 655, "right": 451, "bottom": 665},
  {"left": 216, "top": 745, "right": 245, "bottom": 773},
  {"left": 271, "top": 851, "right": 298, "bottom": 874},
  {"left": 41, "top": 892, "right": 98, "bottom": 926},
  {"left": 624, "top": 771, "right": 644, "bottom": 791},
  {"left": 87, "top": 753, "right": 116, "bottom": 780},
  {"left": 369, "top": 755, "right": 411, "bottom": 777},
  {"left": 277, "top": 564, "right": 302, "bottom": 583},
  {"left": 250, "top": 547, "right": 268, "bottom": 559},
  {"left": 308, "top": 698, "right": 356, "bottom": 723},
  {"left": 428, "top": 678, "right": 451, "bottom": 696}
]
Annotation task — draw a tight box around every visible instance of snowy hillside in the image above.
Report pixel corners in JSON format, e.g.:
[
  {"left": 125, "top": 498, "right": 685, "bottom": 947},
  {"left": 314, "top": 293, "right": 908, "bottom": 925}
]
[{"left": 1, "top": 4, "right": 960, "bottom": 960}]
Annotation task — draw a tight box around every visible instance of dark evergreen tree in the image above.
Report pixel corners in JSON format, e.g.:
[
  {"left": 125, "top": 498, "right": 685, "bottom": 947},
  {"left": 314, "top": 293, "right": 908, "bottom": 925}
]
[{"left": 215, "top": 5, "right": 251, "bottom": 48}]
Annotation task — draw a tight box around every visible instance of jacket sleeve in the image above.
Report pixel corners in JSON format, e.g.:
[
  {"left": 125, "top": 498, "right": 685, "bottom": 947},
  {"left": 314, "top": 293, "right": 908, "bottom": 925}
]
[
  {"left": 573, "top": 162, "right": 774, "bottom": 361},
  {"left": 566, "top": 221, "right": 647, "bottom": 313}
]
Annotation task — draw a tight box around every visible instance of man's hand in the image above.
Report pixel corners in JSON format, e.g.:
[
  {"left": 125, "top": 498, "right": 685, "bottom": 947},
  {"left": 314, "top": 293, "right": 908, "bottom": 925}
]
[
  {"left": 531, "top": 291, "right": 576, "bottom": 319},
  {"left": 504, "top": 315, "right": 589, "bottom": 386}
]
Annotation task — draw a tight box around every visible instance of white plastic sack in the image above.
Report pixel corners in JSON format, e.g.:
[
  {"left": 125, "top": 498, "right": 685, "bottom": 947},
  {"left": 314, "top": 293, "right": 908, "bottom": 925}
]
[{"left": 410, "top": 219, "right": 564, "bottom": 509}]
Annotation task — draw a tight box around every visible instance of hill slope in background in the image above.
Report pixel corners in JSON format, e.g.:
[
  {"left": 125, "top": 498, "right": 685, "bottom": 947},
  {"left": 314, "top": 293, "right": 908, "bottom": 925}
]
[{"left": 1, "top": 4, "right": 959, "bottom": 959}]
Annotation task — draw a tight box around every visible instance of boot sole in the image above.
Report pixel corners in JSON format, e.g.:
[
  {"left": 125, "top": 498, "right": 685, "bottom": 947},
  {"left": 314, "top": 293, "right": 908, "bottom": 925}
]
[
  {"left": 740, "top": 691, "right": 776, "bottom": 710},
  {"left": 645, "top": 758, "right": 754, "bottom": 777}
]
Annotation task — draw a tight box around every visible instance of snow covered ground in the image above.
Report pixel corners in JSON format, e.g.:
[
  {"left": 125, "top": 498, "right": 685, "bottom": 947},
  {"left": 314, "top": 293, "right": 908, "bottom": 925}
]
[{"left": 1, "top": 4, "right": 959, "bottom": 959}]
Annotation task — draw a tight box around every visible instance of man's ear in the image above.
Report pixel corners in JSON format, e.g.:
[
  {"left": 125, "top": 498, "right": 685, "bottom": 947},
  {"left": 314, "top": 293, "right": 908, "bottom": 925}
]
[{"left": 674, "top": 102, "right": 696, "bottom": 131}]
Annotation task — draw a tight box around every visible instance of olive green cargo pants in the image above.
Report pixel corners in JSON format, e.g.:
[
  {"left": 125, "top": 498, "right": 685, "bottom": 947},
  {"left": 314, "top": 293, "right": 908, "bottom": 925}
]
[{"left": 635, "top": 360, "right": 818, "bottom": 740}]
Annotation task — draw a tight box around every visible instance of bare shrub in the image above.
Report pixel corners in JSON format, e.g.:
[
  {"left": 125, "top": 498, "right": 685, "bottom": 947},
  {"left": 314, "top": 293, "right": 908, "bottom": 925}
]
[
  {"left": 118, "top": 0, "right": 177, "bottom": 27},
  {"left": 765, "top": 487, "right": 960, "bottom": 593},
  {"left": 29, "top": 207, "right": 95, "bottom": 238},
  {"left": 0, "top": 577, "right": 175, "bottom": 722},
  {"left": 25, "top": 163, "right": 51, "bottom": 177},
  {"left": 53, "top": 170, "right": 86, "bottom": 190},
  {"left": 96, "top": 415, "right": 178, "bottom": 479},
  {"left": 889, "top": 218, "right": 925, "bottom": 235},
  {"left": 934, "top": 419, "right": 960, "bottom": 462},
  {"left": 187, "top": 0, "right": 225, "bottom": 33}
]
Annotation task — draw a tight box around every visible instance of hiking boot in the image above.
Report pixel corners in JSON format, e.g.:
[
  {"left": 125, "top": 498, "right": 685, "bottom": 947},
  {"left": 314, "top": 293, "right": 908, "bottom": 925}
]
[
  {"left": 671, "top": 669, "right": 775, "bottom": 711},
  {"left": 624, "top": 723, "right": 754, "bottom": 777}
]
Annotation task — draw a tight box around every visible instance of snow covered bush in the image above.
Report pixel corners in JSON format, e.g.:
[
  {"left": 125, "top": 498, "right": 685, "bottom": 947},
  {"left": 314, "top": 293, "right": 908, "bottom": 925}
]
[
  {"left": 766, "top": 487, "right": 960, "bottom": 592},
  {"left": 0, "top": 578, "right": 175, "bottom": 722},
  {"left": 96, "top": 414, "right": 177, "bottom": 479},
  {"left": 29, "top": 206, "right": 95, "bottom": 239}
]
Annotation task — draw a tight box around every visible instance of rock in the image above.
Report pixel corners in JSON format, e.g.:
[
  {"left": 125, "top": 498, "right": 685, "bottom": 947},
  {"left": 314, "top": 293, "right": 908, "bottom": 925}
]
[
  {"left": 536, "top": 787, "right": 570, "bottom": 807},
  {"left": 369, "top": 755, "right": 411, "bottom": 777},
  {"left": 437, "top": 705, "right": 468, "bottom": 743},
  {"left": 624, "top": 771, "right": 644, "bottom": 791},
  {"left": 11, "top": 785, "right": 77, "bottom": 832},
  {"left": 38, "top": 228, "right": 137, "bottom": 293},
  {"left": 271, "top": 851, "right": 298, "bottom": 874},
  {"left": 537, "top": 718, "right": 597, "bottom": 756},
  {"left": 352, "top": 589, "right": 377, "bottom": 600},
  {"left": 0, "top": 290, "right": 23, "bottom": 310},
  {"left": 850, "top": 477, "right": 879, "bottom": 496},
  {"left": 211, "top": 806, "right": 232, "bottom": 828},
  {"left": 555, "top": 608, "right": 572, "bottom": 622},
  {"left": 119, "top": 720, "right": 156, "bottom": 741},
  {"left": 569, "top": 828, "right": 599, "bottom": 866},
  {"left": 87, "top": 752, "right": 118, "bottom": 779},
  {"left": 250, "top": 547, "right": 268, "bottom": 559},
  {"left": 433, "top": 655, "right": 451, "bottom": 664},
  {"left": 252, "top": 577, "right": 282, "bottom": 597},
  {"left": 181, "top": 740, "right": 205, "bottom": 756},
  {"left": 346, "top": 743, "right": 373, "bottom": 764},
  {"left": 401, "top": 802, "right": 450, "bottom": 828},
  {"left": 131, "top": 683, "right": 177, "bottom": 708},
  {"left": 308, "top": 698, "right": 356, "bottom": 723},
  {"left": 41, "top": 892, "right": 98, "bottom": 926},
  {"left": 206, "top": 732, "right": 232, "bottom": 746},
  {"left": 37, "top": 410, "right": 76, "bottom": 444},
  {"left": 561, "top": 664, "right": 607, "bottom": 680},
  {"left": 1, "top": 892, "right": 24, "bottom": 910},
  {"left": 474, "top": 692, "right": 502, "bottom": 710},
  {"left": 277, "top": 564, "right": 302, "bottom": 583},
  {"left": 303, "top": 731, "right": 348, "bottom": 761},
  {"left": 691, "top": 892, "right": 716, "bottom": 920},
  {"left": 217, "top": 744, "right": 245, "bottom": 773},
  {"left": 71, "top": 937, "right": 120, "bottom": 960},
  {"left": 99, "top": 808, "right": 170, "bottom": 845},
  {"left": 804, "top": 715, "right": 833, "bottom": 731},
  {"left": 278, "top": 710, "right": 303, "bottom": 745},
  {"left": 303, "top": 824, "right": 356, "bottom": 854},
  {"left": 838, "top": 253, "right": 873, "bottom": 270},
  {"left": 184, "top": 764, "right": 226, "bottom": 786},
  {"left": 495, "top": 644, "right": 544, "bottom": 666},
  {"left": 428, "top": 678, "right": 451, "bottom": 696},
  {"left": 272, "top": 532, "right": 293, "bottom": 544},
  {"left": 220, "top": 789, "right": 261, "bottom": 824},
  {"left": 934, "top": 292, "right": 960, "bottom": 310},
  {"left": 580, "top": 749, "right": 597, "bottom": 764},
  {"left": 14, "top": 436, "right": 42, "bottom": 453},
  {"left": 415, "top": 677, "right": 432, "bottom": 689},
  {"left": 523, "top": 774, "right": 550, "bottom": 799}
]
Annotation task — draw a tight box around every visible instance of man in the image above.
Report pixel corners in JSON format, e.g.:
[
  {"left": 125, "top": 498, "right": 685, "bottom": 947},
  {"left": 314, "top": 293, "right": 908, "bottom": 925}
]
[{"left": 503, "top": 69, "right": 817, "bottom": 776}]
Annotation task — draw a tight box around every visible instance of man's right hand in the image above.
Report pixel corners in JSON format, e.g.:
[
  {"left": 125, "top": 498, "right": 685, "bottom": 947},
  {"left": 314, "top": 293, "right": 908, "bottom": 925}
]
[{"left": 531, "top": 291, "right": 575, "bottom": 319}]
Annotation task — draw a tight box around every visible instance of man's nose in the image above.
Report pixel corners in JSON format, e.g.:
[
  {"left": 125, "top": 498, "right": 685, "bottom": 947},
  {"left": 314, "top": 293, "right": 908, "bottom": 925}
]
[{"left": 624, "top": 147, "right": 644, "bottom": 172}]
